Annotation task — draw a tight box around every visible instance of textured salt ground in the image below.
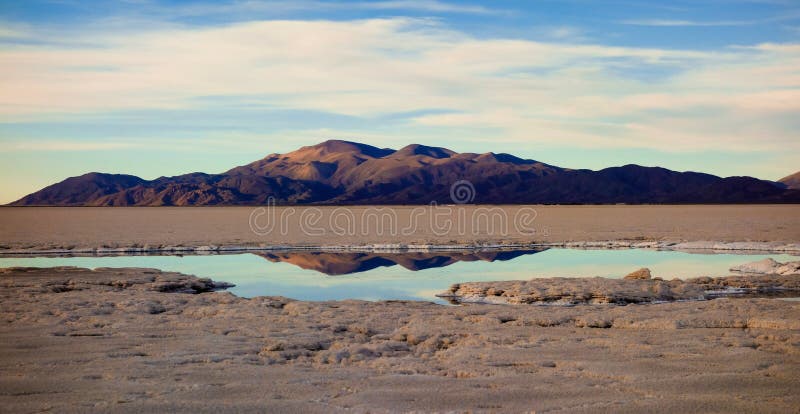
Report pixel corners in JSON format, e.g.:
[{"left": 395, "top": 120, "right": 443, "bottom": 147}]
[
  {"left": 1, "top": 205, "right": 799, "bottom": 253},
  {"left": 1, "top": 267, "right": 799, "bottom": 413},
  {"left": 439, "top": 270, "right": 800, "bottom": 305}
]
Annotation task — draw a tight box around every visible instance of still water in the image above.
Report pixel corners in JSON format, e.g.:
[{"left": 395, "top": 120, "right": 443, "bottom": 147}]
[{"left": 1, "top": 249, "right": 794, "bottom": 303}]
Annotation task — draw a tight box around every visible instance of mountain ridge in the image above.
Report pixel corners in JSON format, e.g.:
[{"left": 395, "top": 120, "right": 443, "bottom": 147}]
[{"left": 9, "top": 140, "right": 800, "bottom": 206}]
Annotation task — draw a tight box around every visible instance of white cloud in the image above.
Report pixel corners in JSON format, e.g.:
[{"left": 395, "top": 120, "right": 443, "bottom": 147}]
[{"left": 0, "top": 18, "right": 798, "bottom": 153}]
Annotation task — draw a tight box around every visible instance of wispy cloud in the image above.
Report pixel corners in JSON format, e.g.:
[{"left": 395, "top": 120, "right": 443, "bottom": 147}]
[
  {"left": 170, "top": 0, "right": 502, "bottom": 17},
  {"left": 621, "top": 10, "right": 800, "bottom": 27},
  {"left": 536, "top": 25, "right": 589, "bottom": 42},
  {"left": 354, "top": 0, "right": 498, "bottom": 14},
  {"left": 0, "top": 23, "right": 31, "bottom": 39},
  {"left": 621, "top": 19, "right": 753, "bottom": 27},
  {"left": 0, "top": 140, "right": 140, "bottom": 152}
]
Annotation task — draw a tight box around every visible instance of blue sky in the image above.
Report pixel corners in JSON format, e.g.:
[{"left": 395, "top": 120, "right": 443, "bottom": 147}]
[{"left": 1, "top": 0, "right": 799, "bottom": 203}]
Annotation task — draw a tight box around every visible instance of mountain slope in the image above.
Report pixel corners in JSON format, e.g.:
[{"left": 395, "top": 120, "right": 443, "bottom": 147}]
[
  {"left": 9, "top": 140, "right": 800, "bottom": 205},
  {"left": 11, "top": 173, "right": 146, "bottom": 206},
  {"left": 780, "top": 171, "right": 800, "bottom": 190}
]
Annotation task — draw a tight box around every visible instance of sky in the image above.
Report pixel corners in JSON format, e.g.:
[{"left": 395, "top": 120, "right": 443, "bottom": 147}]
[{"left": 1, "top": 0, "right": 799, "bottom": 203}]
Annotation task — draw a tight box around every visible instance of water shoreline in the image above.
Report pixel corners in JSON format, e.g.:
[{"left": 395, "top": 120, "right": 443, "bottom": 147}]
[{"left": 2, "top": 239, "right": 800, "bottom": 256}]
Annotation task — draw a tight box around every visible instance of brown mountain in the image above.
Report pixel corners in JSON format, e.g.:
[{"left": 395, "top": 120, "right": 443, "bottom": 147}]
[
  {"left": 779, "top": 171, "right": 800, "bottom": 190},
  {"left": 9, "top": 140, "right": 800, "bottom": 205},
  {"left": 12, "top": 173, "right": 146, "bottom": 206}
]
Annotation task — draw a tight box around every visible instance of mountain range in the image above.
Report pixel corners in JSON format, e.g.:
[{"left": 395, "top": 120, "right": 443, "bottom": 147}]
[{"left": 10, "top": 140, "right": 800, "bottom": 205}]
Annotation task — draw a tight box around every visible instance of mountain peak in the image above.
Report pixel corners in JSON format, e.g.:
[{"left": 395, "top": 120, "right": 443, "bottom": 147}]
[
  {"left": 10, "top": 172, "right": 146, "bottom": 206},
  {"left": 394, "top": 144, "right": 455, "bottom": 159},
  {"left": 475, "top": 152, "right": 537, "bottom": 165},
  {"left": 299, "top": 140, "right": 394, "bottom": 158}
]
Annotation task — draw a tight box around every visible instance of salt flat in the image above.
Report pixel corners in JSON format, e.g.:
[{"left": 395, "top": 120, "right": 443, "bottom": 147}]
[
  {"left": 1, "top": 205, "right": 798, "bottom": 252},
  {"left": 1, "top": 267, "right": 799, "bottom": 413}
]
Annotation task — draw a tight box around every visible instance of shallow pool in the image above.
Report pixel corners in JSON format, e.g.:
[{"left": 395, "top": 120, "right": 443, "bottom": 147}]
[{"left": 0, "top": 249, "right": 794, "bottom": 303}]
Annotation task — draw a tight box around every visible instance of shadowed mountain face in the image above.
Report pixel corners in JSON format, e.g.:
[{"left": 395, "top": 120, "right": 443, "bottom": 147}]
[
  {"left": 255, "top": 250, "right": 546, "bottom": 275},
  {"left": 10, "top": 140, "right": 800, "bottom": 205},
  {"left": 12, "top": 173, "right": 147, "bottom": 206}
]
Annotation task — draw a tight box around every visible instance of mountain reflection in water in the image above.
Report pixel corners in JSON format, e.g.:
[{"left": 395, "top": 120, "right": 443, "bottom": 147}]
[{"left": 255, "top": 249, "right": 547, "bottom": 275}]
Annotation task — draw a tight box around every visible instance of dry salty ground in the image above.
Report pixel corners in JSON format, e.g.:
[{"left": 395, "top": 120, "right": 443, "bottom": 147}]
[
  {"left": 1, "top": 266, "right": 799, "bottom": 413},
  {"left": 1, "top": 205, "right": 799, "bottom": 253}
]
